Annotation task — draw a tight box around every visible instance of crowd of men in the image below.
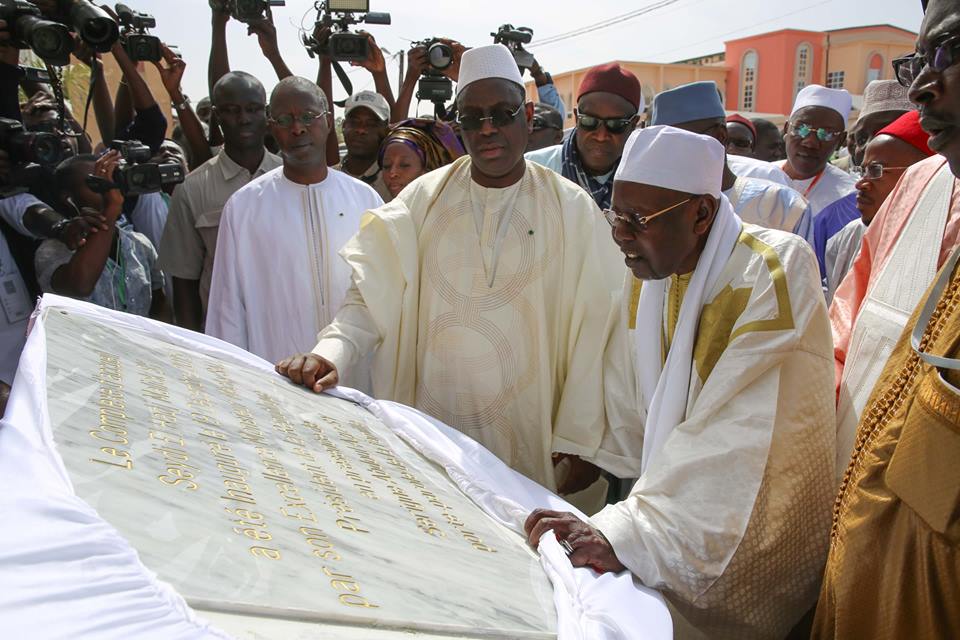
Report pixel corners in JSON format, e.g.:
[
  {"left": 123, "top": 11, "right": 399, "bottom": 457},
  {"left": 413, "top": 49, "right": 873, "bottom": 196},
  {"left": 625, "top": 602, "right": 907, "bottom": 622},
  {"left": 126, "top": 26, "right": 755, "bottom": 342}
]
[{"left": 0, "top": 0, "right": 957, "bottom": 638}]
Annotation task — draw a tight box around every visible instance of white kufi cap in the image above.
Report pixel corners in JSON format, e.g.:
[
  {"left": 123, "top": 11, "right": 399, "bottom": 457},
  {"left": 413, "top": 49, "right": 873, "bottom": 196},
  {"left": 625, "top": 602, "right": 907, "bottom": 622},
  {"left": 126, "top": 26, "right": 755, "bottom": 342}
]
[
  {"left": 457, "top": 44, "right": 523, "bottom": 94},
  {"left": 791, "top": 84, "right": 853, "bottom": 120},
  {"left": 614, "top": 125, "right": 724, "bottom": 197}
]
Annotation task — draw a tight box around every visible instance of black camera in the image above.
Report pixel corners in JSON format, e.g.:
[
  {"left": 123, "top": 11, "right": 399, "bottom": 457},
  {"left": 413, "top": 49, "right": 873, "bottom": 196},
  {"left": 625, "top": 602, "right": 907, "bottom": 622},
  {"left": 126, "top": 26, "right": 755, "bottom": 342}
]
[
  {"left": 0, "top": 117, "right": 65, "bottom": 167},
  {"left": 58, "top": 0, "right": 120, "bottom": 52},
  {"left": 304, "top": 1, "right": 390, "bottom": 63},
  {"left": 87, "top": 140, "right": 185, "bottom": 197},
  {"left": 214, "top": 0, "right": 285, "bottom": 23},
  {"left": 115, "top": 3, "right": 160, "bottom": 62},
  {"left": 492, "top": 24, "right": 534, "bottom": 72},
  {"left": 0, "top": 0, "right": 74, "bottom": 66},
  {"left": 414, "top": 39, "right": 454, "bottom": 105}
]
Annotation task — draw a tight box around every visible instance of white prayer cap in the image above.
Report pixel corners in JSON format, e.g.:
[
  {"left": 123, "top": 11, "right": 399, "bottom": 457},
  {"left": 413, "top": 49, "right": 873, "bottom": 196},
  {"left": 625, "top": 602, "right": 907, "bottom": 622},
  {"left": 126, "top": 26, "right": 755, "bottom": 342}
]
[
  {"left": 791, "top": 84, "right": 853, "bottom": 121},
  {"left": 457, "top": 44, "right": 523, "bottom": 94},
  {"left": 614, "top": 125, "right": 724, "bottom": 197}
]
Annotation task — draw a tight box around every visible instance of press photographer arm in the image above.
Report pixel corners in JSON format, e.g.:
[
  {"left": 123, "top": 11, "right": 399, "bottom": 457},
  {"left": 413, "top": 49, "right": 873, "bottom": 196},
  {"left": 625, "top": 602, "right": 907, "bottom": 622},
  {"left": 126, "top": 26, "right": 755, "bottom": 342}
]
[
  {"left": 393, "top": 45, "right": 426, "bottom": 122},
  {"left": 153, "top": 44, "right": 211, "bottom": 168},
  {"left": 110, "top": 23, "right": 166, "bottom": 153},
  {"left": 311, "top": 24, "right": 340, "bottom": 167},
  {"left": 247, "top": 9, "right": 292, "bottom": 81},
  {"left": 530, "top": 58, "right": 565, "bottom": 120},
  {"left": 74, "top": 36, "right": 115, "bottom": 145},
  {"left": 0, "top": 19, "right": 23, "bottom": 121},
  {"left": 350, "top": 31, "right": 394, "bottom": 110}
]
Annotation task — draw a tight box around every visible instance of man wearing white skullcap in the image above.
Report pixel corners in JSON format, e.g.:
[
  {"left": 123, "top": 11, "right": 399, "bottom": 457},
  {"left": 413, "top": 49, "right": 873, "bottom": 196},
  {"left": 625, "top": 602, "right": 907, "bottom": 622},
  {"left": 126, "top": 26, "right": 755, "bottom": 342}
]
[
  {"left": 526, "top": 126, "right": 836, "bottom": 638},
  {"left": 278, "top": 44, "right": 624, "bottom": 499}
]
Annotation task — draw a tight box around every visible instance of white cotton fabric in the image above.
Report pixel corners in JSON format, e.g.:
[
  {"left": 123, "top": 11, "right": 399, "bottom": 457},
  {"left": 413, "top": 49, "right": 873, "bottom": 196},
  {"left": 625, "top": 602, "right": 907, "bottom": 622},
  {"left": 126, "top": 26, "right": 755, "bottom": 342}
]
[
  {"left": 457, "top": 44, "right": 524, "bottom": 92},
  {"left": 615, "top": 126, "right": 724, "bottom": 197},
  {"left": 791, "top": 84, "right": 853, "bottom": 120},
  {"left": 634, "top": 198, "right": 743, "bottom": 472},
  {"left": 1, "top": 294, "right": 672, "bottom": 640}
]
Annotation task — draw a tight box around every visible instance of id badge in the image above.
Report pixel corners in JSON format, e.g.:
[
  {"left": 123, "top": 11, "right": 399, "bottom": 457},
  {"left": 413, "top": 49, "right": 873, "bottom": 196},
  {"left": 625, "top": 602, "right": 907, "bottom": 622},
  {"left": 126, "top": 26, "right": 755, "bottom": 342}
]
[{"left": 0, "top": 274, "right": 32, "bottom": 324}]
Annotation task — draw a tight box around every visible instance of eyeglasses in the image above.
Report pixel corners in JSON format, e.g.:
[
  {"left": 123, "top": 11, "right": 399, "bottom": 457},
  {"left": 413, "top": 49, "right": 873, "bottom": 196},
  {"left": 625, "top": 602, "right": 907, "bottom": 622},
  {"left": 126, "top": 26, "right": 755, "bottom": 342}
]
[
  {"left": 531, "top": 116, "right": 561, "bottom": 131},
  {"left": 789, "top": 122, "right": 841, "bottom": 142},
  {"left": 214, "top": 104, "right": 266, "bottom": 117},
  {"left": 576, "top": 112, "right": 636, "bottom": 134},
  {"left": 603, "top": 197, "right": 692, "bottom": 232},
  {"left": 268, "top": 111, "right": 328, "bottom": 129},
  {"left": 728, "top": 138, "right": 753, "bottom": 149},
  {"left": 456, "top": 103, "right": 525, "bottom": 131},
  {"left": 852, "top": 163, "right": 911, "bottom": 180},
  {"left": 893, "top": 34, "right": 960, "bottom": 87}
]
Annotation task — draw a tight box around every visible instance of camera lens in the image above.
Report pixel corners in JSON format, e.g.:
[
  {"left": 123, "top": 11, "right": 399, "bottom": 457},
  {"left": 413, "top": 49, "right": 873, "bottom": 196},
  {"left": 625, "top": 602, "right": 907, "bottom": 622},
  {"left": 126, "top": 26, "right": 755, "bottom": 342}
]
[
  {"left": 31, "top": 133, "right": 63, "bottom": 166},
  {"left": 427, "top": 43, "right": 453, "bottom": 70}
]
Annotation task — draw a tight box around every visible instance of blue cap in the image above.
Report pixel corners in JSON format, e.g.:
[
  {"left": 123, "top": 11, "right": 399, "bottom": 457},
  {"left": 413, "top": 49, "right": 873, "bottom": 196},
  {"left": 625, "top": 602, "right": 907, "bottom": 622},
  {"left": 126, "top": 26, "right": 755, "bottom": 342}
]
[{"left": 651, "top": 81, "right": 726, "bottom": 127}]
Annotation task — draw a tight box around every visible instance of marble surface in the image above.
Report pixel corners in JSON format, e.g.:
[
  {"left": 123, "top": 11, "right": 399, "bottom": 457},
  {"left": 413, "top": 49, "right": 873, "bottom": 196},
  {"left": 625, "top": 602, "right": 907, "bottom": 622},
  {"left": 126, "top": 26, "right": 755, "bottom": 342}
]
[{"left": 44, "top": 309, "right": 557, "bottom": 638}]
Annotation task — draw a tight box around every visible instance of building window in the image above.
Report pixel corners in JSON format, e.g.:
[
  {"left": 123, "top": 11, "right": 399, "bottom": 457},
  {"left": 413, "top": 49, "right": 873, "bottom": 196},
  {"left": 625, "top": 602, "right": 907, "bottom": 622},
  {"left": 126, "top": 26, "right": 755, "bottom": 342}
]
[
  {"left": 826, "top": 70, "right": 845, "bottom": 89},
  {"left": 866, "top": 53, "right": 884, "bottom": 87},
  {"left": 795, "top": 43, "right": 812, "bottom": 97},
  {"left": 740, "top": 50, "right": 758, "bottom": 112}
]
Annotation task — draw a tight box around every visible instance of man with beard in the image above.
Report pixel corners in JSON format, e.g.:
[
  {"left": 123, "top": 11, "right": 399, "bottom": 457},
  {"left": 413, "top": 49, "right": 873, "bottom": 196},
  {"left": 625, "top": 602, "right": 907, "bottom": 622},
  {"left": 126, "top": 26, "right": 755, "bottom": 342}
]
[
  {"left": 813, "top": 0, "right": 960, "bottom": 635},
  {"left": 277, "top": 45, "right": 623, "bottom": 495},
  {"left": 206, "top": 77, "right": 382, "bottom": 370},
  {"left": 336, "top": 91, "right": 392, "bottom": 202},
  {"left": 158, "top": 72, "right": 282, "bottom": 331},
  {"left": 526, "top": 62, "right": 642, "bottom": 210}
]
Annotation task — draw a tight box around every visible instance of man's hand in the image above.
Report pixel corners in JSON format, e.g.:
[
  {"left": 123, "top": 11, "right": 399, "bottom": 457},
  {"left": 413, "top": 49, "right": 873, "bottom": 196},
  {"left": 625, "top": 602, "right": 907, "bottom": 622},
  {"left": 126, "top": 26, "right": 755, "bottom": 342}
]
[
  {"left": 311, "top": 23, "right": 331, "bottom": 58},
  {"left": 436, "top": 38, "right": 467, "bottom": 82},
  {"left": 553, "top": 453, "right": 603, "bottom": 495},
  {"left": 406, "top": 45, "right": 427, "bottom": 78},
  {"left": 209, "top": 0, "right": 230, "bottom": 25},
  {"left": 92, "top": 150, "right": 124, "bottom": 213},
  {"left": 276, "top": 353, "right": 339, "bottom": 393},
  {"left": 152, "top": 43, "right": 186, "bottom": 100},
  {"left": 523, "top": 509, "right": 626, "bottom": 574},
  {"left": 73, "top": 35, "right": 99, "bottom": 67},
  {"left": 58, "top": 210, "right": 109, "bottom": 250},
  {"left": 30, "top": 0, "right": 58, "bottom": 17},
  {"left": 350, "top": 31, "right": 385, "bottom": 73},
  {"left": 247, "top": 14, "right": 280, "bottom": 60}
]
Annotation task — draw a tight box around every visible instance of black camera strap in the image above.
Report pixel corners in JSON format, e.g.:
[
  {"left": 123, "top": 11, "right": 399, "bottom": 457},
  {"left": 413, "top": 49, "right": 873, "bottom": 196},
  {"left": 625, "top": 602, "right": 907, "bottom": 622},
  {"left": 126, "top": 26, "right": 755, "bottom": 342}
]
[{"left": 331, "top": 59, "right": 352, "bottom": 107}]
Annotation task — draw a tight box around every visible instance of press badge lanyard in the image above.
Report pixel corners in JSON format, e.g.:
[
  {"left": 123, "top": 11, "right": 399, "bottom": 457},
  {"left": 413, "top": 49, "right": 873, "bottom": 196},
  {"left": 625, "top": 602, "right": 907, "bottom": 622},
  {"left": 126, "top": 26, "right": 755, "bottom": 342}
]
[
  {"left": 911, "top": 246, "right": 960, "bottom": 370},
  {"left": 802, "top": 169, "right": 825, "bottom": 199}
]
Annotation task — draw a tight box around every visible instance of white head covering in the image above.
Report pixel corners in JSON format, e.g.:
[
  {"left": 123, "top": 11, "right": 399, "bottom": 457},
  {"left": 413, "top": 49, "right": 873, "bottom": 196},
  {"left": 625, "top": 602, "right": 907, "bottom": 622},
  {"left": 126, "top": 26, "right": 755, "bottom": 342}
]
[
  {"left": 457, "top": 44, "right": 523, "bottom": 94},
  {"left": 614, "top": 125, "right": 724, "bottom": 197},
  {"left": 791, "top": 84, "right": 853, "bottom": 120},
  {"left": 860, "top": 80, "right": 914, "bottom": 118}
]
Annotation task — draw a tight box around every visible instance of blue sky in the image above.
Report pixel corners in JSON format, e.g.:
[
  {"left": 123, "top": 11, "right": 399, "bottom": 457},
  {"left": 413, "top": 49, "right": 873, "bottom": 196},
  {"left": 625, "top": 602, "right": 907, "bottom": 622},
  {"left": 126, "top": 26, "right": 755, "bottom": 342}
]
[{"left": 132, "top": 0, "right": 923, "bottom": 113}]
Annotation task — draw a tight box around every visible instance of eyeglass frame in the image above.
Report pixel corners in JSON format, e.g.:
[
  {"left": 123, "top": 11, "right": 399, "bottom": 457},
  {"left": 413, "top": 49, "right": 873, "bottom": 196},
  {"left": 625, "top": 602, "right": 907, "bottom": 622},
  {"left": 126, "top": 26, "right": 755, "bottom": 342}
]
[
  {"left": 574, "top": 110, "right": 638, "bottom": 134},
  {"left": 603, "top": 197, "right": 693, "bottom": 232},
  {"left": 266, "top": 110, "right": 329, "bottom": 129},
  {"left": 852, "top": 163, "right": 912, "bottom": 180},
  {"left": 788, "top": 122, "right": 842, "bottom": 143},
  {"left": 893, "top": 33, "right": 960, "bottom": 88},
  {"left": 455, "top": 103, "right": 526, "bottom": 132}
]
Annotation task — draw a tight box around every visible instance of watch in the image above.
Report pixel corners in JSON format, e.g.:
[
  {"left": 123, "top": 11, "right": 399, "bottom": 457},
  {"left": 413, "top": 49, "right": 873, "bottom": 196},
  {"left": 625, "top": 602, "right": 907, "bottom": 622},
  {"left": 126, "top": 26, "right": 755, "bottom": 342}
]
[
  {"left": 50, "top": 218, "right": 69, "bottom": 239},
  {"left": 173, "top": 95, "right": 191, "bottom": 111}
]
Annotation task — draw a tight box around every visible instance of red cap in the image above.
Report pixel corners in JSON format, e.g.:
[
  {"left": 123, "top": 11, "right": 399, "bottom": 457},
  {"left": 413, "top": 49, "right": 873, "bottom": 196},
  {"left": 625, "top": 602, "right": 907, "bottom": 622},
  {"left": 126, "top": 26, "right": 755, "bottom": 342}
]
[
  {"left": 577, "top": 63, "right": 643, "bottom": 111},
  {"left": 876, "top": 110, "right": 933, "bottom": 157},
  {"left": 726, "top": 113, "right": 757, "bottom": 142}
]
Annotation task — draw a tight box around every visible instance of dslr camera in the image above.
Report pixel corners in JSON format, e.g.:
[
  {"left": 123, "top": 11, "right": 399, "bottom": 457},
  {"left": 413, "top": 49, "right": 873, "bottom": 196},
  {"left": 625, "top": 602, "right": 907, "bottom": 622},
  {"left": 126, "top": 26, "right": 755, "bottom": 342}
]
[
  {"left": 413, "top": 38, "right": 454, "bottom": 106},
  {"left": 0, "top": 0, "right": 74, "bottom": 66},
  {"left": 87, "top": 140, "right": 185, "bottom": 197},
  {"left": 492, "top": 24, "right": 534, "bottom": 72},
  {"left": 49, "top": 0, "right": 120, "bottom": 53},
  {"left": 210, "top": 0, "right": 285, "bottom": 23},
  {"left": 0, "top": 117, "right": 65, "bottom": 197},
  {"left": 116, "top": 3, "right": 160, "bottom": 63},
  {"left": 304, "top": 0, "right": 390, "bottom": 63}
]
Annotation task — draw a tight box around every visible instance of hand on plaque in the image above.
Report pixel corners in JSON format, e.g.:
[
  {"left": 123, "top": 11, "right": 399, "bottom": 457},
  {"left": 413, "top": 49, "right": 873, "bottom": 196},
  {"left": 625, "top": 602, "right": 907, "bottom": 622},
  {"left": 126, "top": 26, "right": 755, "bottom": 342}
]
[
  {"left": 523, "top": 509, "right": 626, "bottom": 574},
  {"left": 276, "top": 353, "right": 338, "bottom": 393},
  {"left": 552, "top": 452, "right": 602, "bottom": 495}
]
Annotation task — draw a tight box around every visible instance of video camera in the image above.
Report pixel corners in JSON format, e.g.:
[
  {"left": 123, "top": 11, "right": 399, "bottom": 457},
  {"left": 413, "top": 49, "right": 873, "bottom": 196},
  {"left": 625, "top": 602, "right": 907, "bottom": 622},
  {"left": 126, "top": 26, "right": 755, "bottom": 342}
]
[
  {"left": 53, "top": 0, "right": 120, "bottom": 53},
  {"left": 210, "top": 0, "right": 285, "bottom": 24},
  {"left": 304, "top": 0, "right": 390, "bottom": 63},
  {"left": 0, "top": 117, "right": 66, "bottom": 198},
  {"left": 492, "top": 24, "right": 534, "bottom": 72},
  {"left": 116, "top": 3, "right": 160, "bottom": 62},
  {"left": 413, "top": 38, "right": 454, "bottom": 106},
  {"left": 0, "top": 0, "right": 74, "bottom": 66},
  {"left": 86, "top": 140, "right": 185, "bottom": 197}
]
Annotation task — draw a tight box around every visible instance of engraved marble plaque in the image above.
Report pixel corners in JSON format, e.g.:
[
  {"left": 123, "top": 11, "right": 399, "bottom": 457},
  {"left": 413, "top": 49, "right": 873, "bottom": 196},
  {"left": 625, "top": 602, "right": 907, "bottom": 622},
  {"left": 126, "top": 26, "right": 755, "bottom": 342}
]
[{"left": 43, "top": 308, "right": 557, "bottom": 638}]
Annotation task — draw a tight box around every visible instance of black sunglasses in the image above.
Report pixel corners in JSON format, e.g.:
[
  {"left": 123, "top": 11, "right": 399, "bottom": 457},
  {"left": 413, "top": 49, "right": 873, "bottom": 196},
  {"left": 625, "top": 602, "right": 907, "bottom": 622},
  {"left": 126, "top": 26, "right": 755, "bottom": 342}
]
[
  {"left": 576, "top": 113, "right": 636, "bottom": 134},
  {"left": 456, "top": 103, "right": 525, "bottom": 132},
  {"left": 893, "top": 34, "right": 960, "bottom": 87}
]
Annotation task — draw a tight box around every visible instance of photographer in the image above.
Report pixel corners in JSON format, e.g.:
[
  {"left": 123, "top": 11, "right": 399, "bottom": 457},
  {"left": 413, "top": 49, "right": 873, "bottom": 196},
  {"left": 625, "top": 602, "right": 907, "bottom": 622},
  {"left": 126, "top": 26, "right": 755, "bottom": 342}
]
[
  {"left": 529, "top": 58, "right": 566, "bottom": 121},
  {"left": 337, "top": 90, "right": 391, "bottom": 201},
  {"left": 34, "top": 150, "right": 169, "bottom": 320},
  {"left": 393, "top": 38, "right": 465, "bottom": 121}
]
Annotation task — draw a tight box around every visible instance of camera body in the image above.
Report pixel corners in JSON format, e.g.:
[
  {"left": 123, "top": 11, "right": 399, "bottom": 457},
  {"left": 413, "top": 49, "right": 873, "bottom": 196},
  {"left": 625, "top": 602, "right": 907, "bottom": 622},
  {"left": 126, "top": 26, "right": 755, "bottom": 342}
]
[
  {"left": 413, "top": 38, "right": 454, "bottom": 105},
  {"left": 58, "top": 0, "right": 120, "bottom": 53},
  {"left": 213, "top": 0, "right": 286, "bottom": 23},
  {"left": 304, "top": 1, "right": 390, "bottom": 63},
  {"left": 492, "top": 24, "right": 534, "bottom": 72},
  {"left": 116, "top": 3, "right": 161, "bottom": 62},
  {"left": 0, "top": 0, "right": 74, "bottom": 65},
  {"left": 91, "top": 140, "right": 185, "bottom": 197},
  {"left": 0, "top": 117, "right": 65, "bottom": 198}
]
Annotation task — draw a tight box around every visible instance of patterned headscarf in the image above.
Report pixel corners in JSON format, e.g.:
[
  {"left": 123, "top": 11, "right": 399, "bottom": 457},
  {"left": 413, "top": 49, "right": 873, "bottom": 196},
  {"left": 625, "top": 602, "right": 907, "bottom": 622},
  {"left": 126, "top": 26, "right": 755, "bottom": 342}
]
[{"left": 378, "top": 118, "right": 465, "bottom": 172}]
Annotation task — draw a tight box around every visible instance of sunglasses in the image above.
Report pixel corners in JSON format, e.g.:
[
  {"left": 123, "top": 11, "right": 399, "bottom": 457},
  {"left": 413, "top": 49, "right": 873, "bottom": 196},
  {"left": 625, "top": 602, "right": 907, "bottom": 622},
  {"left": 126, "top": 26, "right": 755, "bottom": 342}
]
[
  {"left": 893, "top": 34, "right": 960, "bottom": 88},
  {"left": 268, "top": 111, "right": 328, "bottom": 129},
  {"left": 603, "top": 197, "right": 692, "bottom": 232},
  {"left": 456, "top": 103, "right": 525, "bottom": 131},
  {"left": 789, "top": 122, "right": 841, "bottom": 142},
  {"left": 532, "top": 116, "right": 561, "bottom": 131},
  {"left": 576, "top": 113, "right": 636, "bottom": 134},
  {"left": 852, "top": 163, "right": 911, "bottom": 180}
]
